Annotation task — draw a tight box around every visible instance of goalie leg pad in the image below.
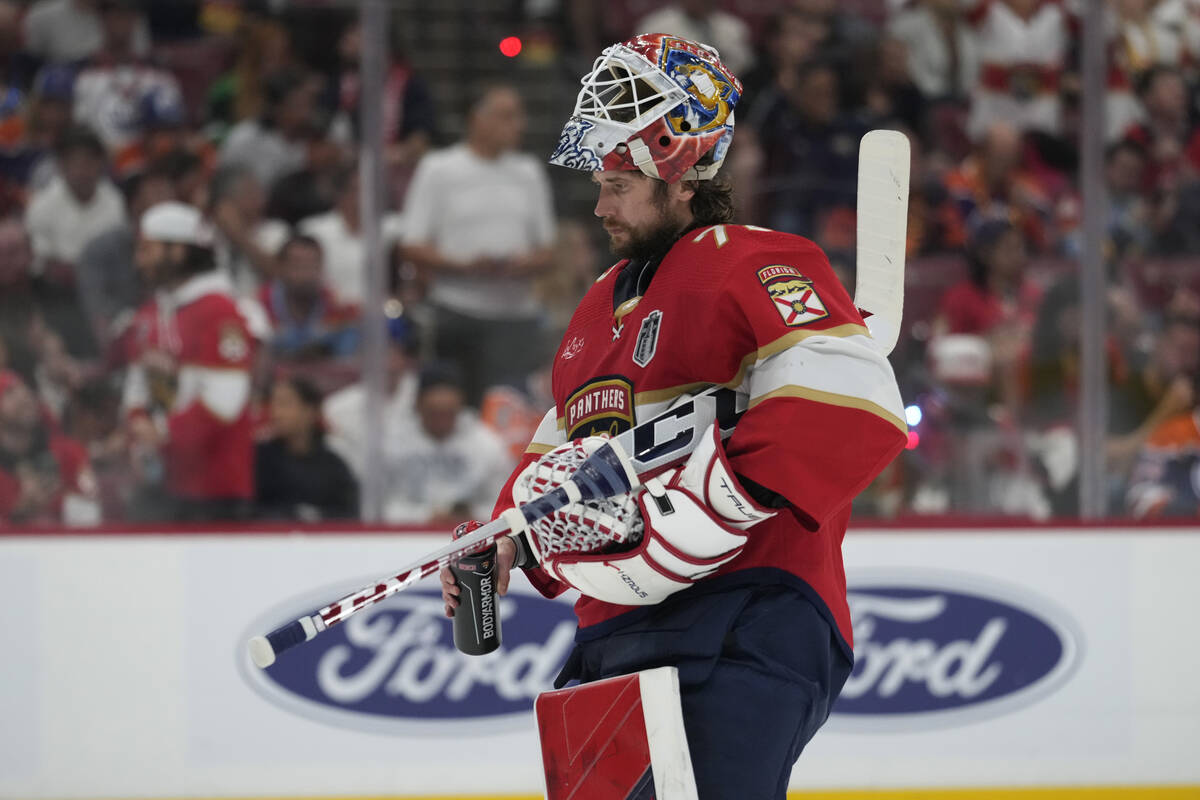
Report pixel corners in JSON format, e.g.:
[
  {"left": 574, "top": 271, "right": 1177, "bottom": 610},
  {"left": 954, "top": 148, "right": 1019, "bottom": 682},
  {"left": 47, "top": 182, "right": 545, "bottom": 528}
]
[{"left": 536, "top": 666, "right": 698, "bottom": 800}]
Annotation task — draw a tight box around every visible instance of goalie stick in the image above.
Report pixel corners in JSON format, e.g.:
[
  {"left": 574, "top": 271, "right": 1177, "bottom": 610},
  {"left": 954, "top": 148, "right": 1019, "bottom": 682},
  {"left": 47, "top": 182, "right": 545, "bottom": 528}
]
[
  {"left": 853, "top": 130, "right": 910, "bottom": 356},
  {"left": 248, "top": 385, "right": 745, "bottom": 668},
  {"left": 248, "top": 130, "right": 910, "bottom": 670}
]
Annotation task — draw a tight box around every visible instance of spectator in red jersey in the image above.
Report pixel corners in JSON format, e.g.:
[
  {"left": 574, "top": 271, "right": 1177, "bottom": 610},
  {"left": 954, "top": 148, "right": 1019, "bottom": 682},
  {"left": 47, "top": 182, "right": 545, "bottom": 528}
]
[
  {"left": 254, "top": 374, "right": 358, "bottom": 521},
  {"left": 965, "top": 0, "right": 1070, "bottom": 142},
  {"left": 124, "top": 201, "right": 256, "bottom": 521},
  {"left": 944, "top": 120, "right": 1053, "bottom": 250},
  {"left": 0, "top": 369, "right": 99, "bottom": 525},
  {"left": 936, "top": 219, "right": 1042, "bottom": 336},
  {"left": 258, "top": 234, "right": 359, "bottom": 362}
]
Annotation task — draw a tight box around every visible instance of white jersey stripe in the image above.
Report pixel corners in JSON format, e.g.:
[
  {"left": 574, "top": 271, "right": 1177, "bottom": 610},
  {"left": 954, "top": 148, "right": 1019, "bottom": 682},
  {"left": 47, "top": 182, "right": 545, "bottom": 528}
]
[
  {"left": 744, "top": 334, "right": 906, "bottom": 432},
  {"left": 527, "top": 407, "right": 567, "bottom": 454}
]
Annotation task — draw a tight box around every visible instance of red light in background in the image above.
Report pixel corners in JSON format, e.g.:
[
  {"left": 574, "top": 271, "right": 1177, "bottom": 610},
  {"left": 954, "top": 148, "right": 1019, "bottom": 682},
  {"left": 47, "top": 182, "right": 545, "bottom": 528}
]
[
  {"left": 499, "top": 36, "right": 522, "bottom": 57},
  {"left": 905, "top": 431, "right": 920, "bottom": 450}
]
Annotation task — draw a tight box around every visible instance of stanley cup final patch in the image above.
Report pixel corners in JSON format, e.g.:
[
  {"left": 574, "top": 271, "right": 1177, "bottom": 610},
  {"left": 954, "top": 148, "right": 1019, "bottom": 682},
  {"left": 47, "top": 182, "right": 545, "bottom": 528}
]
[
  {"left": 632, "top": 310, "right": 663, "bottom": 367},
  {"left": 758, "top": 265, "right": 828, "bottom": 327}
]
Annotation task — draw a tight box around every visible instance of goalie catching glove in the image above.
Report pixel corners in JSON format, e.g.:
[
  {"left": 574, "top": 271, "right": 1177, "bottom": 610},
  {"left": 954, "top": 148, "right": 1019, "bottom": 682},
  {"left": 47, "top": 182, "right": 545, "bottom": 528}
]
[{"left": 512, "top": 423, "right": 777, "bottom": 605}]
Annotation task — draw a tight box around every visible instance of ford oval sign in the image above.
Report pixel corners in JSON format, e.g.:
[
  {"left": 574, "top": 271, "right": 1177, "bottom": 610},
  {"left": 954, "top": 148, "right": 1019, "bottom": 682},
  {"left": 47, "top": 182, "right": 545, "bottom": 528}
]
[
  {"left": 833, "top": 572, "right": 1082, "bottom": 729},
  {"left": 240, "top": 586, "right": 577, "bottom": 735}
]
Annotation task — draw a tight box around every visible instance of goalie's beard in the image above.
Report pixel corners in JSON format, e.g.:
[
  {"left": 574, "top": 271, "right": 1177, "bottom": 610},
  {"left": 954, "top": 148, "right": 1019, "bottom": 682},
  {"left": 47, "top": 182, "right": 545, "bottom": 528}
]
[
  {"left": 606, "top": 184, "right": 691, "bottom": 262},
  {"left": 609, "top": 219, "right": 687, "bottom": 262}
]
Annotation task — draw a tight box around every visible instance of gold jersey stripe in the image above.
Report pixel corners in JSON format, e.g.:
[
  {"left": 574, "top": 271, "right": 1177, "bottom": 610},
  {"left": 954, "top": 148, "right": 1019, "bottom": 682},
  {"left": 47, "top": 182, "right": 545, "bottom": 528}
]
[
  {"left": 631, "top": 323, "right": 872, "bottom": 407},
  {"left": 523, "top": 442, "right": 556, "bottom": 456},
  {"left": 750, "top": 384, "right": 908, "bottom": 434},
  {"left": 753, "top": 323, "right": 872, "bottom": 363}
]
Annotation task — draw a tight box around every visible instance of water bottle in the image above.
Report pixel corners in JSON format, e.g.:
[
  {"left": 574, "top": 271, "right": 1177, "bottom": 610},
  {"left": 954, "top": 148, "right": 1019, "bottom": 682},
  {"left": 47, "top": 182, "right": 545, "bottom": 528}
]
[{"left": 449, "top": 521, "right": 502, "bottom": 656}]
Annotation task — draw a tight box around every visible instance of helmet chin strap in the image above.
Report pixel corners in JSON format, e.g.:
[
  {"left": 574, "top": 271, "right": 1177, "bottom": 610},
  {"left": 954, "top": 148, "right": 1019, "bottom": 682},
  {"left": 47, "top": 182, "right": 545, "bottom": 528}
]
[
  {"left": 626, "top": 137, "right": 662, "bottom": 180},
  {"left": 627, "top": 135, "right": 725, "bottom": 182}
]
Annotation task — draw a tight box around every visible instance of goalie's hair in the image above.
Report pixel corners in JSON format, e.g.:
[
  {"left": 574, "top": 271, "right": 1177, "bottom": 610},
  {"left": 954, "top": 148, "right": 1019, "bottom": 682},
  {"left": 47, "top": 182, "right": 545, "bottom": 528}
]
[
  {"left": 687, "top": 173, "right": 735, "bottom": 227},
  {"left": 653, "top": 149, "right": 736, "bottom": 227}
]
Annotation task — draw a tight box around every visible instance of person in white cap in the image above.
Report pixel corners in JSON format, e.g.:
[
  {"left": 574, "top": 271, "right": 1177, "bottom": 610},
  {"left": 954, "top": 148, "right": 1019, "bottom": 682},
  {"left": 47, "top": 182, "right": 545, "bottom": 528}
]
[{"left": 121, "top": 201, "right": 259, "bottom": 520}]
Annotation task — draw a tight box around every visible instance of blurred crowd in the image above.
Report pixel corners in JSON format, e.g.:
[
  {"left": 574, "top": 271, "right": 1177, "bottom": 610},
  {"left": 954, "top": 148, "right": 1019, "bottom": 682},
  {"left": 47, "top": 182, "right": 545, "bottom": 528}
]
[{"left": 1, "top": 0, "right": 1199, "bottom": 528}]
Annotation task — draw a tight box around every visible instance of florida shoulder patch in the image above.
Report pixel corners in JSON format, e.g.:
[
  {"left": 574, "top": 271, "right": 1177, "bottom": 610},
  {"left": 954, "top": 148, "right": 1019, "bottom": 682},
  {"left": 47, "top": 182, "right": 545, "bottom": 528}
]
[{"left": 758, "top": 265, "right": 828, "bottom": 327}]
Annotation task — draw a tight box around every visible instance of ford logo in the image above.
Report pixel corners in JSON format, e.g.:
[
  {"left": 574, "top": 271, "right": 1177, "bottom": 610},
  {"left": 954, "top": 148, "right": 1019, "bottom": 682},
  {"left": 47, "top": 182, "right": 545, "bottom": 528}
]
[
  {"left": 240, "top": 586, "right": 577, "bottom": 734},
  {"left": 833, "top": 572, "right": 1082, "bottom": 728}
]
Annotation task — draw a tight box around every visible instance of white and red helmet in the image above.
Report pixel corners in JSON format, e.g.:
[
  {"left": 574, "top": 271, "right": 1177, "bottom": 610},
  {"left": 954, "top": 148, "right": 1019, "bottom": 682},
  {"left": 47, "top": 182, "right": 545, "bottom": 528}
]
[{"left": 549, "top": 33, "right": 743, "bottom": 184}]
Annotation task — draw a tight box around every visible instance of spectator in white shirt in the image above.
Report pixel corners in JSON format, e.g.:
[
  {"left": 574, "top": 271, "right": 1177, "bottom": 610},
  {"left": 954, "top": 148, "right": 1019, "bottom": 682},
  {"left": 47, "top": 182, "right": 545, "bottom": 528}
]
[
  {"left": 219, "top": 68, "right": 318, "bottom": 191},
  {"left": 323, "top": 314, "right": 419, "bottom": 479},
  {"left": 382, "top": 362, "right": 513, "bottom": 526},
  {"left": 888, "top": 0, "right": 979, "bottom": 100},
  {"left": 299, "top": 163, "right": 404, "bottom": 307},
  {"left": 402, "top": 84, "right": 555, "bottom": 404},
  {"left": 25, "top": 126, "right": 126, "bottom": 276},
  {"left": 23, "top": 0, "right": 150, "bottom": 66},
  {"left": 70, "top": 0, "right": 183, "bottom": 153}
]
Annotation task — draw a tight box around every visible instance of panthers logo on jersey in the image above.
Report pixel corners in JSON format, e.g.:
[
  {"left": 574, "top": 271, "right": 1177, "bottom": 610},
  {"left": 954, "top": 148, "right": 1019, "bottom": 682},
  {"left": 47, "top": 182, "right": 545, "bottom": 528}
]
[
  {"left": 564, "top": 376, "right": 634, "bottom": 439},
  {"left": 758, "top": 265, "right": 828, "bottom": 327}
]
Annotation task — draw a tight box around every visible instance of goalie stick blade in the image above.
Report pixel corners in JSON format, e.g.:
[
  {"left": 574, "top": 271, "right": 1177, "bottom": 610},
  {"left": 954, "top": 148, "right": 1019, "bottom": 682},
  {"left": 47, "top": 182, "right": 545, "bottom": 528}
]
[{"left": 854, "top": 129, "right": 910, "bottom": 356}]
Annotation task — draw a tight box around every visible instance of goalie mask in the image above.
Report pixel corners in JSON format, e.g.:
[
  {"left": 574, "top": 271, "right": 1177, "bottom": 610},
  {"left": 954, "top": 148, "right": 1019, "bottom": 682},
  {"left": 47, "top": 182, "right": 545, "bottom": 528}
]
[{"left": 549, "top": 33, "right": 742, "bottom": 184}]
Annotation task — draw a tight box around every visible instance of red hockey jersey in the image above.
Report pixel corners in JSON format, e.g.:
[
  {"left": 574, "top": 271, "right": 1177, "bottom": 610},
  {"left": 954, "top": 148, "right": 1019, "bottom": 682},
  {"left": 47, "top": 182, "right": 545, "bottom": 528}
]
[
  {"left": 495, "top": 224, "right": 907, "bottom": 657},
  {"left": 125, "top": 272, "right": 256, "bottom": 501}
]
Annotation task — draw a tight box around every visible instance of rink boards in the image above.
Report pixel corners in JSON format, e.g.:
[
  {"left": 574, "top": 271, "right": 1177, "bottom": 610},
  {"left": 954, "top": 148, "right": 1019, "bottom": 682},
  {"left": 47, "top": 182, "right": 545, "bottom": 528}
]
[{"left": 1, "top": 524, "right": 1197, "bottom": 799}]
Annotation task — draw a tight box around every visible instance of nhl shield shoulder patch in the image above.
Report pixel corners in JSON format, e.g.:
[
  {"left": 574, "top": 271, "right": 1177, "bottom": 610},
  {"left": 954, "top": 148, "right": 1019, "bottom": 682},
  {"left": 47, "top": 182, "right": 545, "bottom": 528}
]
[
  {"left": 633, "top": 310, "right": 662, "bottom": 367},
  {"left": 758, "top": 265, "right": 828, "bottom": 327}
]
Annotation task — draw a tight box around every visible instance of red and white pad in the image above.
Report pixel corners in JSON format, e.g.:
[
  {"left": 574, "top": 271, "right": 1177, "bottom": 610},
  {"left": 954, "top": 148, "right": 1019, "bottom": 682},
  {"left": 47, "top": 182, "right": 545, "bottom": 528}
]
[{"left": 536, "top": 667, "right": 698, "bottom": 800}]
